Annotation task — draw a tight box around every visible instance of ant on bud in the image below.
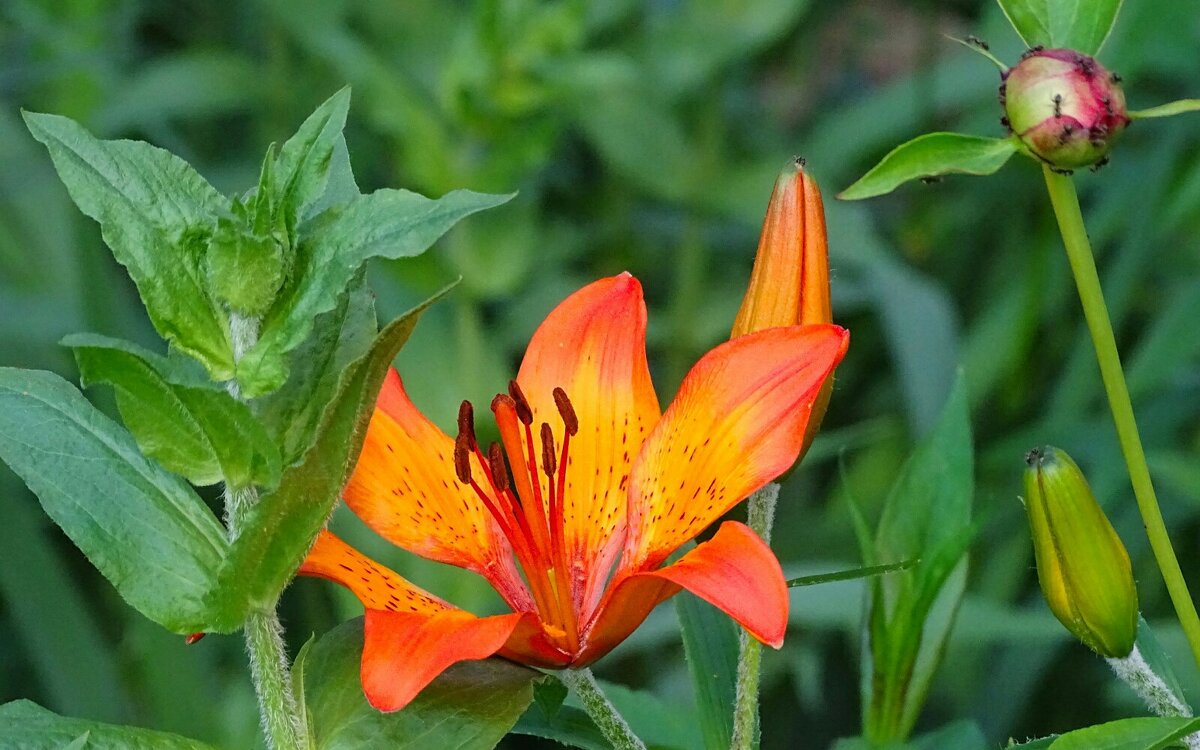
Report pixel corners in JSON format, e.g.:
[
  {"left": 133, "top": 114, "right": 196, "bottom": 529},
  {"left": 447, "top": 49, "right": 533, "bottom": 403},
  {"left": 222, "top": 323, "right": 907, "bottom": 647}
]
[
  {"left": 1052, "top": 94, "right": 1064, "bottom": 117},
  {"left": 965, "top": 34, "right": 989, "bottom": 51},
  {"left": 1090, "top": 156, "right": 1111, "bottom": 172},
  {"left": 919, "top": 175, "right": 943, "bottom": 185}
]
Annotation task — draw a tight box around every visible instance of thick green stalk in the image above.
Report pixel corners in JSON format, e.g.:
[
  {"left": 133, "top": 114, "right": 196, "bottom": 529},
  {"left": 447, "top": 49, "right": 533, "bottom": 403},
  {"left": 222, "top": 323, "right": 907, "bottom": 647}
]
[
  {"left": 731, "top": 483, "right": 780, "bottom": 750},
  {"left": 558, "top": 668, "right": 646, "bottom": 750},
  {"left": 225, "top": 312, "right": 308, "bottom": 750},
  {"left": 1042, "top": 166, "right": 1200, "bottom": 670}
]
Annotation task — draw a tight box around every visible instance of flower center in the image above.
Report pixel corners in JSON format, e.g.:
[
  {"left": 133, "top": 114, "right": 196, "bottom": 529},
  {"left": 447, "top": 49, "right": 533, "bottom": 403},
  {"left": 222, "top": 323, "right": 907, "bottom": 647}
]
[{"left": 453, "top": 381, "right": 580, "bottom": 652}]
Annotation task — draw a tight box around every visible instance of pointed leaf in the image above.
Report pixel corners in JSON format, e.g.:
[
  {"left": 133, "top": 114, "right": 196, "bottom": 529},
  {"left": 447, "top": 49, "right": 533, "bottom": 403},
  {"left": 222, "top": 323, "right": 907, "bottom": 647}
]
[
  {"left": 255, "top": 276, "right": 377, "bottom": 465},
  {"left": 840, "top": 132, "right": 1017, "bottom": 200},
  {"left": 865, "top": 375, "right": 974, "bottom": 740},
  {"left": 0, "top": 701, "right": 219, "bottom": 749},
  {"left": 65, "top": 333, "right": 281, "bottom": 488},
  {"left": 22, "top": 111, "right": 233, "bottom": 378},
  {"left": 997, "top": 0, "right": 1124, "bottom": 55},
  {"left": 275, "top": 88, "right": 352, "bottom": 232},
  {"left": 206, "top": 284, "right": 454, "bottom": 629},
  {"left": 0, "top": 369, "right": 227, "bottom": 633},
  {"left": 235, "top": 189, "right": 512, "bottom": 396},
  {"left": 675, "top": 592, "right": 738, "bottom": 750},
  {"left": 1129, "top": 100, "right": 1200, "bottom": 119},
  {"left": 1048, "top": 717, "right": 1200, "bottom": 750},
  {"left": 303, "top": 619, "right": 537, "bottom": 749},
  {"left": 839, "top": 133, "right": 1019, "bottom": 200}
]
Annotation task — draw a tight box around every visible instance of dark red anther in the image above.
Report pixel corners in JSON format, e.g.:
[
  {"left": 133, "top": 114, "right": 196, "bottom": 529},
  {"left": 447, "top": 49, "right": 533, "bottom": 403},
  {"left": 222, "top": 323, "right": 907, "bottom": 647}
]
[
  {"left": 185, "top": 632, "right": 206, "bottom": 645},
  {"left": 540, "top": 423, "right": 557, "bottom": 476},
  {"left": 454, "top": 431, "right": 473, "bottom": 484},
  {"left": 552, "top": 387, "right": 578, "bottom": 436},
  {"left": 508, "top": 380, "right": 534, "bottom": 425},
  {"left": 488, "top": 442, "right": 510, "bottom": 493},
  {"left": 457, "top": 400, "right": 477, "bottom": 449}
]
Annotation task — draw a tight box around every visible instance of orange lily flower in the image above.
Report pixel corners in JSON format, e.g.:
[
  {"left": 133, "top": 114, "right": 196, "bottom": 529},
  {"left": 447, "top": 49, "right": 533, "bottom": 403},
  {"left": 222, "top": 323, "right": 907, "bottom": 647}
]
[{"left": 300, "top": 273, "right": 848, "bottom": 711}]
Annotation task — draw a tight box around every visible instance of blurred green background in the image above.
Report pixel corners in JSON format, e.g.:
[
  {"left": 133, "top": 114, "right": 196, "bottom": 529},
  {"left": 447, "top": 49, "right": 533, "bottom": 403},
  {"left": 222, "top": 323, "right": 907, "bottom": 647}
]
[{"left": 1, "top": 1, "right": 1198, "bottom": 747}]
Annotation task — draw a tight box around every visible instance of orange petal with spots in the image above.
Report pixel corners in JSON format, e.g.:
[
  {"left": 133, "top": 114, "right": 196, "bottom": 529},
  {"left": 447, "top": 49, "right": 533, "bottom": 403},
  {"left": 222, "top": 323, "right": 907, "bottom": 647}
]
[
  {"left": 515, "top": 273, "right": 661, "bottom": 621},
  {"left": 344, "top": 369, "right": 533, "bottom": 612},
  {"left": 623, "top": 324, "right": 849, "bottom": 570},
  {"left": 299, "top": 530, "right": 452, "bottom": 614},
  {"left": 577, "top": 521, "right": 788, "bottom": 665},
  {"left": 363, "top": 608, "right": 534, "bottom": 712}
]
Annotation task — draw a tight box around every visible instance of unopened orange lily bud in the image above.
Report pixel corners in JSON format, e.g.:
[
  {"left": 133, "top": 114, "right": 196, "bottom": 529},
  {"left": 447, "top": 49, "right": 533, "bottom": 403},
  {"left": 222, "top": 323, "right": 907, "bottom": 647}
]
[
  {"left": 1024, "top": 446, "right": 1138, "bottom": 658},
  {"left": 732, "top": 159, "right": 832, "bottom": 336},
  {"left": 733, "top": 160, "right": 834, "bottom": 458}
]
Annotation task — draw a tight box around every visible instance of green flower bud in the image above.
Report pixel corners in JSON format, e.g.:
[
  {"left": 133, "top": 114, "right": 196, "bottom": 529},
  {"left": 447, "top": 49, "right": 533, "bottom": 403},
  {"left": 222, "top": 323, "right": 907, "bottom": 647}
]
[
  {"left": 1001, "top": 47, "right": 1130, "bottom": 171},
  {"left": 205, "top": 198, "right": 287, "bottom": 317},
  {"left": 1023, "top": 446, "right": 1138, "bottom": 657}
]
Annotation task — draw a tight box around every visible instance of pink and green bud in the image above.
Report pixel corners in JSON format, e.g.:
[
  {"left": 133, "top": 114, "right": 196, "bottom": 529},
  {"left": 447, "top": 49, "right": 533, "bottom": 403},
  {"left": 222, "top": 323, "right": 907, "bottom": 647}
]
[
  {"left": 1023, "top": 446, "right": 1138, "bottom": 658},
  {"left": 1001, "top": 47, "right": 1130, "bottom": 170}
]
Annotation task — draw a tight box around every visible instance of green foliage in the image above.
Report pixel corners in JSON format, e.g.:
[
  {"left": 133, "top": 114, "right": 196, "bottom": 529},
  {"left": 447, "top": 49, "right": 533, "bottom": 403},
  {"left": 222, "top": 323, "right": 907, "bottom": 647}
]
[
  {"left": 0, "top": 701, "right": 220, "bottom": 749},
  {"left": 997, "top": 0, "right": 1124, "bottom": 55},
  {"left": 302, "top": 619, "right": 537, "bottom": 749},
  {"left": 233, "top": 187, "right": 511, "bottom": 397},
  {"left": 839, "top": 134, "right": 1019, "bottom": 200},
  {"left": 65, "top": 333, "right": 281, "bottom": 489},
  {"left": 204, "top": 285, "right": 451, "bottom": 630},
  {"left": 863, "top": 376, "right": 974, "bottom": 743},
  {"left": 23, "top": 111, "right": 234, "bottom": 379},
  {"left": 1009, "top": 717, "right": 1200, "bottom": 750},
  {"left": 0, "top": 368, "right": 228, "bottom": 634},
  {"left": 676, "top": 592, "right": 739, "bottom": 750}
]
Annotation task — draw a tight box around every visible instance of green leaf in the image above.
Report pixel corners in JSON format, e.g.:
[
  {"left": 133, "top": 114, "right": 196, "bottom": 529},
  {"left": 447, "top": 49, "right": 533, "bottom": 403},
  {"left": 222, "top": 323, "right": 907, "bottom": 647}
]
[
  {"left": 839, "top": 133, "right": 1019, "bottom": 200},
  {"left": 206, "top": 284, "right": 453, "bottom": 629},
  {"left": 64, "top": 333, "right": 281, "bottom": 489},
  {"left": 675, "top": 592, "right": 738, "bottom": 750},
  {"left": 22, "top": 111, "right": 233, "bottom": 379},
  {"left": 275, "top": 88, "right": 352, "bottom": 233},
  {"left": 532, "top": 676, "right": 569, "bottom": 719},
  {"left": 513, "top": 680, "right": 701, "bottom": 750},
  {"left": 513, "top": 705, "right": 609, "bottom": 750},
  {"left": 0, "top": 369, "right": 227, "bottom": 633},
  {"left": 786, "top": 558, "right": 918, "bottom": 588},
  {"left": 303, "top": 619, "right": 537, "bottom": 749},
  {"left": 235, "top": 189, "right": 512, "bottom": 396},
  {"left": 0, "top": 701, "right": 220, "bottom": 749},
  {"left": 255, "top": 277, "right": 377, "bottom": 465},
  {"left": 997, "top": 0, "right": 1124, "bottom": 55},
  {"left": 865, "top": 375, "right": 974, "bottom": 741},
  {"left": 1048, "top": 717, "right": 1200, "bottom": 750},
  {"left": 1007, "top": 738, "right": 1057, "bottom": 749},
  {"left": 1129, "top": 100, "right": 1200, "bottom": 120}
]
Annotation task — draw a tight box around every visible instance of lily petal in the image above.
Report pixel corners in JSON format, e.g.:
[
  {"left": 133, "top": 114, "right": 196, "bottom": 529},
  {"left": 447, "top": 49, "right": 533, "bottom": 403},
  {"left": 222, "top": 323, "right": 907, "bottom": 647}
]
[
  {"left": 299, "top": 530, "right": 451, "bottom": 614},
  {"left": 516, "top": 273, "right": 661, "bottom": 620},
  {"left": 577, "top": 521, "right": 788, "bottom": 665},
  {"left": 344, "top": 369, "right": 533, "bottom": 612},
  {"left": 363, "top": 608, "right": 531, "bottom": 712},
  {"left": 624, "top": 325, "right": 848, "bottom": 570}
]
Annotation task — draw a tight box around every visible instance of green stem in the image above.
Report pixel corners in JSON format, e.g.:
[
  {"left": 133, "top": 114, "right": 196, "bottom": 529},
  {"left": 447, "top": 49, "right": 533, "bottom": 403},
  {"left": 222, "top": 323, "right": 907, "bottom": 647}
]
[
  {"left": 224, "top": 486, "right": 307, "bottom": 750},
  {"left": 558, "top": 668, "right": 646, "bottom": 750},
  {"left": 1042, "top": 165, "right": 1200, "bottom": 671},
  {"left": 731, "top": 483, "right": 780, "bottom": 750},
  {"left": 224, "top": 312, "right": 308, "bottom": 750}
]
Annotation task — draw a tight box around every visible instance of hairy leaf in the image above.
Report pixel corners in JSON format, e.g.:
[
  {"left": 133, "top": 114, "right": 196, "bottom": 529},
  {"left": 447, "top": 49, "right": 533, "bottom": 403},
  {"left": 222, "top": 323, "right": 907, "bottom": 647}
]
[
  {"left": 65, "top": 333, "right": 281, "bottom": 488},
  {"left": 1049, "top": 716, "right": 1200, "bottom": 750},
  {"left": 235, "top": 189, "right": 512, "bottom": 396},
  {"left": 205, "top": 284, "right": 453, "bottom": 629},
  {"left": 0, "top": 369, "right": 227, "bottom": 633},
  {"left": 23, "top": 112, "right": 233, "bottom": 378},
  {"left": 303, "top": 619, "right": 536, "bottom": 749},
  {"left": 0, "top": 701, "right": 219, "bottom": 749}
]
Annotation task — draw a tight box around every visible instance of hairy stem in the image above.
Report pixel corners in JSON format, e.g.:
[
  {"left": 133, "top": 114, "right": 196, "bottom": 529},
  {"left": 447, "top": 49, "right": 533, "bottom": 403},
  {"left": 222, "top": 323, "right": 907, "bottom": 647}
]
[
  {"left": 558, "top": 668, "right": 646, "bottom": 750},
  {"left": 1108, "top": 645, "right": 1200, "bottom": 749},
  {"left": 732, "top": 483, "right": 780, "bottom": 750},
  {"left": 224, "top": 313, "right": 308, "bottom": 750},
  {"left": 1042, "top": 166, "right": 1200, "bottom": 671}
]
